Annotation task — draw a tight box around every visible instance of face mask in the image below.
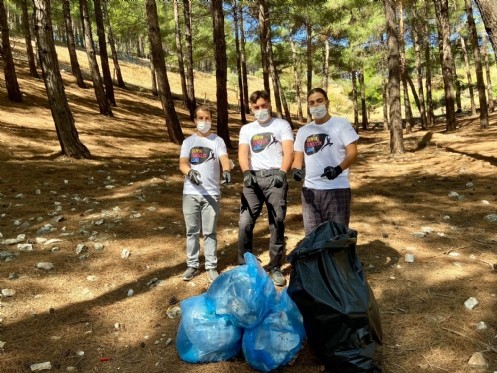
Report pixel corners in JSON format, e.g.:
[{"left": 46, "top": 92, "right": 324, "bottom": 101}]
[
  {"left": 196, "top": 121, "right": 211, "bottom": 133},
  {"left": 309, "top": 103, "right": 328, "bottom": 119},
  {"left": 254, "top": 108, "right": 270, "bottom": 123}
]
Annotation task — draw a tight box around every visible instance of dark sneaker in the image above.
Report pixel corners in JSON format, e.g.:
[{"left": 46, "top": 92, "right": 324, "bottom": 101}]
[
  {"left": 270, "top": 267, "right": 286, "bottom": 287},
  {"left": 207, "top": 269, "right": 219, "bottom": 283},
  {"left": 182, "top": 267, "right": 199, "bottom": 281}
]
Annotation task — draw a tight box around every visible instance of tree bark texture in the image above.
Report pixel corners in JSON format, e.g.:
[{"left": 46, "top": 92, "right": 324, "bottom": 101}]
[
  {"left": 459, "top": 35, "right": 476, "bottom": 116},
  {"left": 239, "top": 5, "right": 250, "bottom": 115},
  {"left": 173, "top": 0, "right": 188, "bottom": 111},
  {"left": 79, "top": 0, "right": 112, "bottom": 116},
  {"left": 233, "top": 0, "right": 247, "bottom": 123},
  {"left": 32, "top": 0, "right": 91, "bottom": 159},
  {"left": 145, "top": 0, "right": 184, "bottom": 144},
  {"left": 211, "top": 0, "right": 232, "bottom": 148},
  {"left": 257, "top": 1, "right": 270, "bottom": 96},
  {"left": 383, "top": 0, "right": 404, "bottom": 153},
  {"left": 411, "top": 15, "right": 427, "bottom": 129},
  {"left": 20, "top": 0, "right": 39, "bottom": 78},
  {"left": 424, "top": 0, "right": 433, "bottom": 127},
  {"left": 62, "top": 0, "right": 86, "bottom": 88},
  {"left": 94, "top": 0, "right": 115, "bottom": 106},
  {"left": 290, "top": 37, "right": 304, "bottom": 122},
  {"left": 465, "top": 0, "right": 488, "bottom": 128},
  {"left": 102, "top": 0, "right": 125, "bottom": 88},
  {"left": 182, "top": 0, "right": 195, "bottom": 119},
  {"left": 359, "top": 71, "right": 368, "bottom": 130},
  {"left": 0, "top": 0, "right": 23, "bottom": 102},
  {"left": 474, "top": 0, "right": 497, "bottom": 61},
  {"left": 482, "top": 32, "right": 494, "bottom": 112},
  {"left": 352, "top": 71, "right": 359, "bottom": 130}
]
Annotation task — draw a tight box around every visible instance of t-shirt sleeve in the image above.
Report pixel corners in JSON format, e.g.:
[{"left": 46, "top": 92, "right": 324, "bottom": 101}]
[
  {"left": 341, "top": 119, "right": 360, "bottom": 146},
  {"left": 239, "top": 125, "right": 249, "bottom": 145},
  {"left": 280, "top": 121, "right": 294, "bottom": 141},
  {"left": 294, "top": 128, "right": 304, "bottom": 152},
  {"left": 217, "top": 137, "right": 228, "bottom": 157},
  {"left": 180, "top": 138, "right": 190, "bottom": 159}
]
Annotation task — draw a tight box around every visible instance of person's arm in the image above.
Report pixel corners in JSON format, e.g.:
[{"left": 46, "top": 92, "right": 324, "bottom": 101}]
[
  {"left": 238, "top": 143, "right": 251, "bottom": 172},
  {"left": 280, "top": 140, "right": 294, "bottom": 173},
  {"left": 179, "top": 157, "right": 191, "bottom": 176},
  {"left": 339, "top": 141, "right": 358, "bottom": 171},
  {"left": 292, "top": 151, "right": 304, "bottom": 170},
  {"left": 219, "top": 154, "right": 231, "bottom": 172}
]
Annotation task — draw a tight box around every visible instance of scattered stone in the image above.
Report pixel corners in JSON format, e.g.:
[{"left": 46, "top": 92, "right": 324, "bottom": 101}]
[
  {"left": 404, "top": 254, "right": 415, "bottom": 263},
  {"left": 0, "top": 251, "right": 16, "bottom": 261},
  {"left": 467, "top": 352, "right": 488, "bottom": 368},
  {"left": 476, "top": 321, "right": 488, "bottom": 330},
  {"left": 484, "top": 214, "right": 497, "bottom": 222},
  {"left": 0, "top": 340, "right": 6, "bottom": 348},
  {"left": 3, "top": 234, "right": 26, "bottom": 245},
  {"left": 421, "top": 226, "right": 433, "bottom": 233},
  {"left": 35, "top": 189, "right": 41, "bottom": 195},
  {"left": 75, "top": 244, "right": 87, "bottom": 255},
  {"left": 30, "top": 362, "right": 52, "bottom": 371},
  {"left": 481, "top": 200, "right": 490, "bottom": 205},
  {"left": 127, "top": 289, "right": 134, "bottom": 297},
  {"left": 37, "top": 224, "right": 54, "bottom": 235},
  {"left": 165, "top": 338, "right": 173, "bottom": 346},
  {"left": 8, "top": 273, "right": 18, "bottom": 280},
  {"left": 94, "top": 219, "right": 104, "bottom": 226},
  {"left": 50, "top": 247, "right": 60, "bottom": 253},
  {"left": 466, "top": 182, "right": 474, "bottom": 188},
  {"left": 146, "top": 278, "right": 159, "bottom": 288},
  {"left": 464, "top": 297, "right": 478, "bottom": 310},
  {"left": 86, "top": 275, "right": 97, "bottom": 281},
  {"left": 14, "top": 193, "right": 24, "bottom": 199},
  {"left": 66, "top": 367, "right": 76, "bottom": 371},
  {"left": 76, "top": 350, "right": 84, "bottom": 357},
  {"left": 121, "top": 248, "right": 130, "bottom": 259},
  {"left": 1, "top": 289, "right": 16, "bottom": 297},
  {"left": 166, "top": 305, "right": 181, "bottom": 319},
  {"left": 93, "top": 243, "right": 104, "bottom": 251},
  {"left": 51, "top": 215, "right": 64, "bottom": 223},
  {"left": 412, "top": 232, "right": 427, "bottom": 238},
  {"left": 114, "top": 323, "right": 120, "bottom": 330},
  {"left": 448, "top": 191, "right": 459, "bottom": 198},
  {"left": 44, "top": 239, "right": 62, "bottom": 246},
  {"left": 35, "top": 237, "right": 48, "bottom": 244},
  {"left": 36, "top": 262, "right": 54, "bottom": 270},
  {"left": 448, "top": 252, "right": 460, "bottom": 257},
  {"left": 17, "top": 243, "right": 33, "bottom": 251}
]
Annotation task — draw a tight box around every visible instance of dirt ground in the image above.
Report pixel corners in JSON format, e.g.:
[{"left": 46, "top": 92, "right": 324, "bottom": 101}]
[{"left": 1, "top": 47, "right": 497, "bottom": 373}]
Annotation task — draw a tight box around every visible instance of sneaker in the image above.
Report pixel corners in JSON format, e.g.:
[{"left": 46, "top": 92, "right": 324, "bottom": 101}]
[
  {"left": 269, "top": 267, "right": 286, "bottom": 287},
  {"left": 182, "top": 267, "right": 199, "bottom": 281},
  {"left": 207, "top": 269, "right": 219, "bottom": 283}
]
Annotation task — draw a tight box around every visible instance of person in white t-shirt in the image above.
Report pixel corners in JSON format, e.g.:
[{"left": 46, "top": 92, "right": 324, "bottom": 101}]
[
  {"left": 179, "top": 106, "right": 231, "bottom": 283},
  {"left": 238, "top": 90, "right": 294, "bottom": 287},
  {"left": 292, "top": 88, "right": 359, "bottom": 235}
]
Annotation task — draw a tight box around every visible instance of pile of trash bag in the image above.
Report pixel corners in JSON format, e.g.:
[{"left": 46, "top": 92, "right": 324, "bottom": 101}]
[
  {"left": 176, "top": 252, "right": 306, "bottom": 372},
  {"left": 287, "top": 220, "right": 383, "bottom": 373}
]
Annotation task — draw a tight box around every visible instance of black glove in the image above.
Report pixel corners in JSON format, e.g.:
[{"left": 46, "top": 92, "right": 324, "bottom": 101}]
[
  {"left": 292, "top": 168, "right": 304, "bottom": 182},
  {"left": 187, "top": 169, "right": 202, "bottom": 185},
  {"left": 320, "top": 165, "right": 343, "bottom": 180},
  {"left": 243, "top": 170, "right": 257, "bottom": 188},
  {"left": 271, "top": 170, "right": 287, "bottom": 188},
  {"left": 222, "top": 170, "right": 231, "bottom": 184}
]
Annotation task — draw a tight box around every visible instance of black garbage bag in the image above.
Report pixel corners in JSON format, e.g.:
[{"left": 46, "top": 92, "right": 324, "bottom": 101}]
[{"left": 286, "top": 221, "right": 382, "bottom": 373}]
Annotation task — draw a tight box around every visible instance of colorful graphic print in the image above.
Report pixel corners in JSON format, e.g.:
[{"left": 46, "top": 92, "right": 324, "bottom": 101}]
[
  {"left": 304, "top": 133, "right": 333, "bottom": 155},
  {"left": 189, "top": 146, "right": 215, "bottom": 165},
  {"left": 250, "top": 132, "right": 278, "bottom": 153}
]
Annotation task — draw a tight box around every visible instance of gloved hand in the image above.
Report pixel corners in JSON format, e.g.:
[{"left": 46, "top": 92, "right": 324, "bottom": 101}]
[
  {"left": 320, "top": 165, "right": 343, "bottom": 180},
  {"left": 187, "top": 169, "right": 202, "bottom": 185},
  {"left": 292, "top": 168, "right": 304, "bottom": 182},
  {"left": 222, "top": 170, "right": 231, "bottom": 184},
  {"left": 271, "top": 170, "right": 287, "bottom": 188},
  {"left": 243, "top": 170, "right": 257, "bottom": 188}
]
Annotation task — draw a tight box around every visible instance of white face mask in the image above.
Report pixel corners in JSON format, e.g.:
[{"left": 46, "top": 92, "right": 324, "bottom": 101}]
[
  {"left": 254, "top": 108, "right": 270, "bottom": 123},
  {"left": 309, "top": 103, "right": 328, "bottom": 119},
  {"left": 196, "top": 121, "right": 211, "bottom": 133}
]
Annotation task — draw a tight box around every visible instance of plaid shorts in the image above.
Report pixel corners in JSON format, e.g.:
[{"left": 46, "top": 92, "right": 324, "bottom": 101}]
[{"left": 301, "top": 187, "right": 351, "bottom": 235}]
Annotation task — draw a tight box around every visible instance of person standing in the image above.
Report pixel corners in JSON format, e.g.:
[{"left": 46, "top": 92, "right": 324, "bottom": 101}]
[
  {"left": 238, "top": 90, "right": 294, "bottom": 287},
  {"left": 179, "top": 105, "right": 231, "bottom": 282},
  {"left": 292, "top": 87, "right": 359, "bottom": 235}
]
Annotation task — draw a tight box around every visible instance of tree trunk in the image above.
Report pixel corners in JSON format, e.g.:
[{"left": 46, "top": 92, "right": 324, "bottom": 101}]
[
  {"left": 233, "top": 0, "right": 247, "bottom": 123},
  {"left": 482, "top": 32, "right": 494, "bottom": 112},
  {"left": 452, "top": 57, "right": 462, "bottom": 113},
  {"left": 465, "top": 0, "right": 489, "bottom": 128},
  {"left": 474, "top": 0, "right": 497, "bottom": 61},
  {"left": 173, "top": 0, "right": 188, "bottom": 110},
  {"left": 102, "top": 0, "right": 125, "bottom": 88},
  {"left": 411, "top": 16, "right": 427, "bottom": 129},
  {"left": 424, "top": 0, "right": 433, "bottom": 127},
  {"left": 62, "top": 0, "right": 86, "bottom": 88},
  {"left": 257, "top": 2, "right": 270, "bottom": 96},
  {"left": 460, "top": 35, "right": 477, "bottom": 116},
  {"left": 0, "top": 0, "right": 23, "bottom": 102},
  {"left": 182, "top": 0, "right": 195, "bottom": 119},
  {"left": 383, "top": 0, "right": 404, "bottom": 153},
  {"left": 323, "top": 38, "right": 329, "bottom": 92},
  {"left": 306, "top": 21, "right": 313, "bottom": 122},
  {"left": 94, "top": 0, "right": 115, "bottom": 106},
  {"left": 352, "top": 70, "right": 359, "bottom": 130},
  {"left": 382, "top": 77, "right": 389, "bottom": 129},
  {"left": 359, "top": 70, "right": 368, "bottom": 130},
  {"left": 433, "top": 0, "right": 456, "bottom": 131},
  {"left": 145, "top": 0, "right": 184, "bottom": 144},
  {"left": 211, "top": 0, "right": 231, "bottom": 148},
  {"left": 239, "top": 4, "right": 250, "bottom": 115},
  {"left": 32, "top": 0, "right": 91, "bottom": 159},
  {"left": 21, "top": 0, "right": 39, "bottom": 78},
  {"left": 290, "top": 37, "right": 304, "bottom": 122},
  {"left": 150, "top": 53, "right": 157, "bottom": 96},
  {"left": 398, "top": 0, "right": 413, "bottom": 132},
  {"left": 79, "top": 0, "right": 112, "bottom": 116}
]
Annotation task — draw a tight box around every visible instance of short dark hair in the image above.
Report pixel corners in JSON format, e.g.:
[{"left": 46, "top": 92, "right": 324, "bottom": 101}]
[
  {"left": 307, "top": 87, "right": 328, "bottom": 101},
  {"left": 249, "top": 90, "right": 270, "bottom": 104},
  {"left": 194, "top": 105, "right": 213, "bottom": 118}
]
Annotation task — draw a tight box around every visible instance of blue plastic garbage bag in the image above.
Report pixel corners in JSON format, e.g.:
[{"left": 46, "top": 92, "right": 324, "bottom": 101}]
[
  {"left": 242, "top": 288, "right": 306, "bottom": 372},
  {"left": 287, "top": 221, "right": 383, "bottom": 373},
  {"left": 207, "top": 252, "right": 277, "bottom": 328},
  {"left": 176, "top": 293, "right": 242, "bottom": 363}
]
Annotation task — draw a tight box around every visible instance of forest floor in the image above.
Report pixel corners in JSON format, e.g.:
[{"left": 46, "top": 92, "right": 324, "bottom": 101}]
[{"left": 1, "top": 47, "right": 497, "bottom": 373}]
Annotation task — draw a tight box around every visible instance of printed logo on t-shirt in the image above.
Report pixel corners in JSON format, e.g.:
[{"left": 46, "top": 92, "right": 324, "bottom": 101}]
[
  {"left": 189, "top": 146, "right": 215, "bottom": 164},
  {"left": 250, "top": 132, "right": 278, "bottom": 153},
  {"left": 304, "top": 133, "right": 333, "bottom": 155}
]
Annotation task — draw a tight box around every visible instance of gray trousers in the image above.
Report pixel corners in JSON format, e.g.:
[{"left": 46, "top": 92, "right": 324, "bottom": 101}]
[
  {"left": 183, "top": 194, "right": 220, "bottom": 269},
  {"left": 238, "top": 175, "right": 288, "bottom": 269}
]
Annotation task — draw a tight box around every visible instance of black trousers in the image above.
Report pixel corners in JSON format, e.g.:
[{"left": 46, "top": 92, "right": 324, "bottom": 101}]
[{"left": 238, "top": 173, "right": 288, "bottom": 269}]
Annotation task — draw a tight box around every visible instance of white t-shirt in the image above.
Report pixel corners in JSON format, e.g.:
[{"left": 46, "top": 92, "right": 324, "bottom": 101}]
[
  {"left": 238, "top": 117, "right": 294, "bottom": 170},
  {"left": 294, "top": 117, "right": 359, "bottom": 190},
  {"left": 180, "top": 133, "right": 228, "bottom": 196}
]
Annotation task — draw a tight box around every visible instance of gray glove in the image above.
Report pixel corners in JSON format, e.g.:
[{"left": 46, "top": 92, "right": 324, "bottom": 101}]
[
  {"left": 243, "top": 170, "right": 257, "bottom": 188},
  {"left": 222, "top": 170, "right": 231, "bottom": 184},
  {"left": 187, "top": 169, "right": 202, "bottom": 185},
  {"left": 271, "top": 170, "right": 287, "bottom": 188}
]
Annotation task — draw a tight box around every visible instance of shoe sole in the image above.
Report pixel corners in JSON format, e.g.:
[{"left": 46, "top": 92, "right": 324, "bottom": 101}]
[{"left": 182, "top": 270, "right": 199, "bottom": 281}]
